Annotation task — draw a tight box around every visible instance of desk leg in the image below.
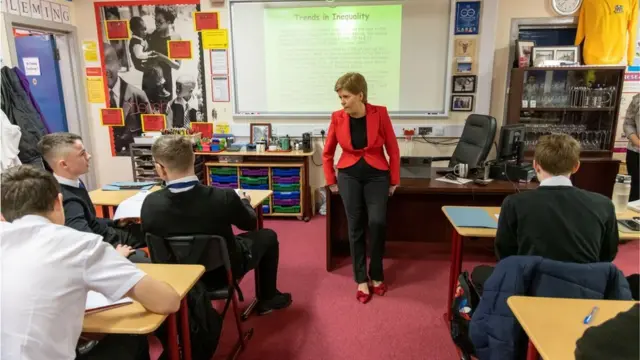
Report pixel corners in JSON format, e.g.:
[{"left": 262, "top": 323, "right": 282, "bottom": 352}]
[
  {"left": 95, "top": 205, "right": 104, "bottom": 218},
  {"left": 166, "top": 313, "right": 180, "bottom": 360},
  {"left": 242, "top": 206, "right": 263, "bottom": 321},
  {"left": 446, "top": 229, "right": 463, "bottom": 321},
  {"left": 179, "top": 298, "right": 192, "bottom": 360},
  {"left": 526, "top": 340, "right": 539, "bottom": 360}
]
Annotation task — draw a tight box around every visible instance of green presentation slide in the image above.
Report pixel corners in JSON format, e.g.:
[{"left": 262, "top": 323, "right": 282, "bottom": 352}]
[{"left": 264, "top": 5, "right": 402, "bottom": 113}]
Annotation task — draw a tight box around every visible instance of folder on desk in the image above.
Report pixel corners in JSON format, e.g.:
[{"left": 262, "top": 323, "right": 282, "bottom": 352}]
[
  {"left": 445, "top": 207, "right": 498, "bottom": 228},
  {"left": 102, "top": 181, "right": 157, "bottom": 191},
  {"left": 85, "top": 291, "right": 133, "bottom": 314}
]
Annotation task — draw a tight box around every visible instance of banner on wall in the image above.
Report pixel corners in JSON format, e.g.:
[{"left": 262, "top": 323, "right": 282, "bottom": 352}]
[{"left": 94, "top": 0, "right": 208, "bottom": 157}]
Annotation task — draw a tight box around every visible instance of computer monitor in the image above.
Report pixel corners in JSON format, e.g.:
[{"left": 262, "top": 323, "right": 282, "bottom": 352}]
[{"left": 496, "top": 124, "right": 526, "bottom": 164}]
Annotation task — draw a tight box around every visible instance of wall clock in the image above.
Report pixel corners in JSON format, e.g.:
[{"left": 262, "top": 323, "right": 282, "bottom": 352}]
[{"left": 551, "top": 0, "right": 583, "bottom": 16}]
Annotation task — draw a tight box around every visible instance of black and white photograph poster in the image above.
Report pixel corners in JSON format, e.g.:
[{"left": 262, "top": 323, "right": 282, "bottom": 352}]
[
  {"left": 452, "top": 75, "right": 476, "bottom": 93},
  {"left": 95, "top": 0, "right": 207, "bottom": 156}
]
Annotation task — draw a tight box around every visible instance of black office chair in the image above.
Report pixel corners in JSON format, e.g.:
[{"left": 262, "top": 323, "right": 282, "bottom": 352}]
[
  {"left": 431, "top": 114, "right": 497, "bottom": 169},
  {"left": 145, "top": 234, "right": 253, "bottom": 359}
]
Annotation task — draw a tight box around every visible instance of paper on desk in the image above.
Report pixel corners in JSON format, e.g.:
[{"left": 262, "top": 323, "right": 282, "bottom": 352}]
[
  {"left": 113, "top": 191, "right": 150, "bottom": 220},
  {"left": 445, "top": 207, "right": 498, "bottom": 228},
  {"left": 435, "top": 176, "right": 474, "bottom": 185},
  {"left": 495, "top": 214, "right": 499, "bottom": 220},
  {"left": 101, "top": 181, "right": 156, "bottom": 191},
  {"left": 85, "top": 291, "right": 132, "bottom": 312}
]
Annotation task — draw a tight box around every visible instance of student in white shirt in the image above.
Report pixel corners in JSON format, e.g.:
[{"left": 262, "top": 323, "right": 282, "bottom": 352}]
[{"left": 0, "top": 165, "right": 180, "bottom": 360}]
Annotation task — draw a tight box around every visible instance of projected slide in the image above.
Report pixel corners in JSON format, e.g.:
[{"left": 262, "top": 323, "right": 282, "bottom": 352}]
[{"left": 264, "top": 5, "right": 402, "bottom": 113}]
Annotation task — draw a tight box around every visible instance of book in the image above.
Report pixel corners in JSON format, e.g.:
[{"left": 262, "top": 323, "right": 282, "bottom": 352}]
[
  {"left": 85, "top": 291, "right": 133, "bottom": 314},
  {"left": 444, "top": 207, "right": 498, "bottom": 229}
]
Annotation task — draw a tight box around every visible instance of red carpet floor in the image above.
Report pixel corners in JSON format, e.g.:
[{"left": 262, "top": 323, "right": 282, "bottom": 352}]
[{"left": 204, "top": 216, "right": 640, "bottom": 360}]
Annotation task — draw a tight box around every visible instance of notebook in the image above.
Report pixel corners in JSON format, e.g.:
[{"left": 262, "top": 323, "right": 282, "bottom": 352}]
[
  {"left": 112, "top": 191, "right": 150, "bottom": 220},
  {"left": 85, "top": 291, "right": 133, "bottom": 314},
  {"left": 444, "top": 207, "right": 498, "bottom": 228}
]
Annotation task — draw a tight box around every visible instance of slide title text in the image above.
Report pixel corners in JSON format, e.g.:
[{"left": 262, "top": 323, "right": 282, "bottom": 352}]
[{"left": 294, "top": 13, "right": 370, "bottom": 21}]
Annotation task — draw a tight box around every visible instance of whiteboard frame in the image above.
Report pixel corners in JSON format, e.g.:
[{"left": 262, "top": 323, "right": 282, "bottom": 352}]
[{"left": 228, "top": 0, "right": 457, "bottom": 118}]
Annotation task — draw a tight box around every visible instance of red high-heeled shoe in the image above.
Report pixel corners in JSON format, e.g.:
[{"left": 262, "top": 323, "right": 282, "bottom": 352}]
[
  {"left": 356, "top": 289, "right": 372, "bottom": 304},
  {"left": 372, "top": 283, "right": 387, "bottom": 296}
]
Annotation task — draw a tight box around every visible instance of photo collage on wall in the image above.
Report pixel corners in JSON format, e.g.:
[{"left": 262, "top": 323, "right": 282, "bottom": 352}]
[
  {"left": 451, "top": 1, "right": 480, "bottom": 112},
  {"left": 95, "top": 0, "right": 207, "bottom": 156}
]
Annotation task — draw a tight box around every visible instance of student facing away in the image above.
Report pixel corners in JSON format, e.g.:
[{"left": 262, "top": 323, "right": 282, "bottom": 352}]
[
  {"left": 141, "top": 135, "right": 292, "bottom": 315},
  {"left": 38, "top": 132, "right": 149, "bottom": 263},
  {"left": 472, "top": 134, "right": 619, "bottom": 290},
  {"left": 0, "top": 165, "right": 180, "bottom": 360}
]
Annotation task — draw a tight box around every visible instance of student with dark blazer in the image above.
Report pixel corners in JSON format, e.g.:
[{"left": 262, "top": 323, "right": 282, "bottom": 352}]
[
  {"left": 140, "top": 135, "right": 292, "bottom": 315},
  {"left": 472, "top": 134, "right": 620, "bottom": 292},
  {"left": 37, "top": 133, "right": 148, "bottom": 263},
  {"left": 322, "top": 72, "right": 400, "bottom": 304}
]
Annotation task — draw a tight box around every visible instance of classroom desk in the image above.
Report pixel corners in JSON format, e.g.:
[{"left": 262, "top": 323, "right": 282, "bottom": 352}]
[
  {"left": 89, "top": 186, "right": 161, "bottom": 218},
  {"left": 507, "top": 296, "right": 638, "bottom": 360},
  {"left": 83, "top": 264, "right": 205, "bottom": 360},
  {"left": 325, "top": 168, "right": 538, "bottom": 271},
  {"left": 442, "top": 206, "right": 640, "bottom": 321}
]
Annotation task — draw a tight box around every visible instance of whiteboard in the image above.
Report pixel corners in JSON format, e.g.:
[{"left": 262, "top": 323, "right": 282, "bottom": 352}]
[{"left": 229, "top": 0, "right": 456, "bottom": 118}]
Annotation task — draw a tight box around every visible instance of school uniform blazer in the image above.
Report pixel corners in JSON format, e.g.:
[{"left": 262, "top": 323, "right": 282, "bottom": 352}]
[{"left": 322, "top": 103, "right": 400, "bottom": 186}]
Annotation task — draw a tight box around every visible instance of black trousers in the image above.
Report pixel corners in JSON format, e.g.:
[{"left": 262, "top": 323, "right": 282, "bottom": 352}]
[
  {"left": 627, "top": 149, "right": 639, "bottom": 202},
  {"left": 337, "top": 171, "right": 390, "bottom": 283},
  {"left": 76, "top": 335, "right": 149, "bottom": 360},
  {"left": 237, "top": 228, "right": 280, "bottom": 300},
  {"left": 203, "top": 229, "right": 281, "bottom": 300}
]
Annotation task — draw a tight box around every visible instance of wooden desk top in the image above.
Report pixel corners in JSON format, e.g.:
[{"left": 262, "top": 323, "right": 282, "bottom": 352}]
[
  {"left": 442, "top": 206, "right": 640, "bottom": 240},
  {"left": 90, "top": 187, "right": 272, "bottom": 210},
  {"left": 83, "top": 264, "right": 204, "bottom": 334},
  {"left": 89, "top": 186, "right": 161, "bottom": 206},
  {"left": 194, "top": 149, "right": 314, "bottom": 157},
  {"left": 507, "top": 296, "right": 638, "bottom": 360}
]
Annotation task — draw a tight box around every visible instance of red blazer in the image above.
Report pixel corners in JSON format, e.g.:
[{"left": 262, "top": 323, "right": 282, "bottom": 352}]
[{"left": 322, "top": 103, "right": 400, "bottom": 185}]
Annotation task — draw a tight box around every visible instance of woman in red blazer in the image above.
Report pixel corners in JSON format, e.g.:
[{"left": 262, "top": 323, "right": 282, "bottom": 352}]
[{"left": 322, "top": 72, "right": 400, "bottom": 304}]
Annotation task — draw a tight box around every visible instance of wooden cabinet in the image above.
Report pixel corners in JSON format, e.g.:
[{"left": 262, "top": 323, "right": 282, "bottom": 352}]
[{"left": 506, "top": 66, "right": 624, "bottom": 197}]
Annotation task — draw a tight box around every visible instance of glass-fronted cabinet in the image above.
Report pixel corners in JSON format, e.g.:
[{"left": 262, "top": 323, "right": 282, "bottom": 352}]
[{"left": 507, "top": 66, "right": 625, "bottom": 157}]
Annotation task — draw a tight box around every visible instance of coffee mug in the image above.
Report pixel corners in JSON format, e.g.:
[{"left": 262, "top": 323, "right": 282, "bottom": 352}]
[{"left": 453, "top": 163, "right": 469, "bottom": 178}]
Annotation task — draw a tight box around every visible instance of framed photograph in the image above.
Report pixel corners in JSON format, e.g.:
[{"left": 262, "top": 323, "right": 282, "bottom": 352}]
[
  {"left": 452, "top": 75, "right": 476, "bottom": 93},
  {"left": 532, "top": 46, "right": 556, "bottom": 64},
  {"left": 455, "top": 62, "right": 473, "bottom": 74},
  {"left": 250, "top": 123, "right": 271, "bottom": 144},
  {"left": 455, "top": 38, "right": 477, "bottom": 57},
  {"left": 554, "top": 46, "right": 579, "bottom": 62},
  {"left": 516, "top": 40, "right": 535, "bottom": 67},
  {"left": 451, "top": 95, "right": 474, "bottom": 112}
]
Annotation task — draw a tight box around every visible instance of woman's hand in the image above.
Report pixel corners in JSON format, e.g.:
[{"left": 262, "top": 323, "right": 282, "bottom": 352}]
[
  {"left": 329, "top": 184, "right": 339, "bottom": 193},
  {"left": 388, "top": 185, "right": 398, "bottom": 196}
]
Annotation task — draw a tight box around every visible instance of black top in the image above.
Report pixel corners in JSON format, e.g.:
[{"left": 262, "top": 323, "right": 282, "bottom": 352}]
[
  {"left": 495, "top": 186, "right": 619, "bottom": 263},
  {"left": 349, "top": 115, "right": 367, "bottom": 150},
  {"left": 141, "top": 184, "right": 257, "bottom": 277},
  {"left": 575, "top": 304, "right": 639, "bottom": 360},
  {"left": 60, "top": 184, "right": 125, "bottom": 246},
  {"left": 341, "top": 115, "right": 388, "bottom": 179}
]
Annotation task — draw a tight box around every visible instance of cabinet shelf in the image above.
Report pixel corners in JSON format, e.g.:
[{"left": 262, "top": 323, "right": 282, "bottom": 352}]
[{"left": 520, "top": 107, "right": 615, "bottom": 112}]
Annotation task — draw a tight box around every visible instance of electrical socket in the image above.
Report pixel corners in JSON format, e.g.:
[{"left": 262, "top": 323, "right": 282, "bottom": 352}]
[
  {"left": 418, "top": 127, "right": 433, "bottom": 136},
  {"left": 433, "top": 126, "right": 445, "bottom": 137}
]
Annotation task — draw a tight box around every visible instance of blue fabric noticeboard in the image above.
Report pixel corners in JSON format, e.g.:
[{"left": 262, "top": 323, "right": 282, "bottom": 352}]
[{"left": 455, "top": 1, "right": 481, "bottom": 35}]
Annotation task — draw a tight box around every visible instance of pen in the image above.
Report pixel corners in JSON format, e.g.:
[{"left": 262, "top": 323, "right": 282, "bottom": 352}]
[{"left": 583, "top": 306, "right": 598, "bottom": 324}]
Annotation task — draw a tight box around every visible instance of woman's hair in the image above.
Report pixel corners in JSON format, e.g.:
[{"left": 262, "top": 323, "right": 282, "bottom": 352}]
[
  {"left": 334, "top": 72, "right": 368, "bottom": 103},
  {"left": 155, "top": 6, "right": 177, "bottom": 24}
]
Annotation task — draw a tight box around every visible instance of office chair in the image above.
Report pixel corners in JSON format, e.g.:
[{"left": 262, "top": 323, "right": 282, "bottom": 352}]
[
  {"left": 431, "top": 114, "right": 497, "bottom": 170},
  {"left": 145, "top": 234, "right": 253, "bottom": 360}
]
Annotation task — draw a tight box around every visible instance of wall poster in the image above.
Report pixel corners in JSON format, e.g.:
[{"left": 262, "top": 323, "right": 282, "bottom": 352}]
[{"left": 94, "top": 0, "right": 208, "bottom": 156}]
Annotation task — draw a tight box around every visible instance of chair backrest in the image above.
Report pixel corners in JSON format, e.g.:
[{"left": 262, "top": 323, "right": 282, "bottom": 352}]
[
  {"left": 145, "top": 233, "right": 230, "bottom": 273},
  {"left": 449, "top": 114, "right": 497, "bottom": 168}
]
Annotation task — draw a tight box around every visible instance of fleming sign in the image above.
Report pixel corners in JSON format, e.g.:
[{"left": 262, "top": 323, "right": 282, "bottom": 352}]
[{"left": 1, "top": 0, "right": 72, "bottom": 25}]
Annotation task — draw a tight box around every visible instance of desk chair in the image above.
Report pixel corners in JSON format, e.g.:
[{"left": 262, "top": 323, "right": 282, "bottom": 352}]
[
  {"left": 430, "top": 114, "right": 497, "bottom": 171},
  {"left": 145, "top": 234, "right": 253, "bottom": 360}
]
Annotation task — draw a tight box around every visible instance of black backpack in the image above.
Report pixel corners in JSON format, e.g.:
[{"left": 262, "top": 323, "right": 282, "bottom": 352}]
[
  {"left": 450, "top": 271, "right": 480, "bottom": 360},
  {"left": 186, "top": 281, "right": 223, "bottom": 360}
]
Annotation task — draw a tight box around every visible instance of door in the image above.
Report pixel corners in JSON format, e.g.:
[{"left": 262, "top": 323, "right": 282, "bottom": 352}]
[{"left": 15, "top": 33, "right": 68, "bottom": 133}]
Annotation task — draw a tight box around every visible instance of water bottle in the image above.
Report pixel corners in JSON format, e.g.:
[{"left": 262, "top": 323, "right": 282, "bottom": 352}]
[{"left": 612, "top": 175, "right": 632, "bottom": 213}]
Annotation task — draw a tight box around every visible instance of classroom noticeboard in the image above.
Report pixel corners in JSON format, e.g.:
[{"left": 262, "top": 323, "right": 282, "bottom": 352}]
[{"left": 190, "top": 122, "right": 213, "bottom": 138}]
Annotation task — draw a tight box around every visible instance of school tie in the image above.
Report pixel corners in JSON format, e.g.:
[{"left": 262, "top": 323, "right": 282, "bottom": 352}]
[
  {"left": 109, "top": 90, "right": 117, "bottom": 108},
  {"left": 183, "top": 103, "right": 190, "bottom": 128},
  {"left": 79, "top": 180, "right": 86, "bottom": 189}
]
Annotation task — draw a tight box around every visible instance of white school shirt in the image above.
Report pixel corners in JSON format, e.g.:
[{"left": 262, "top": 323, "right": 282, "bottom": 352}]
[
  {"left": 0, "top": 215, "right": 146, "bottom": 360},
  {"left": 539, "top": 175, "right": 573, "bottom": 187}
]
